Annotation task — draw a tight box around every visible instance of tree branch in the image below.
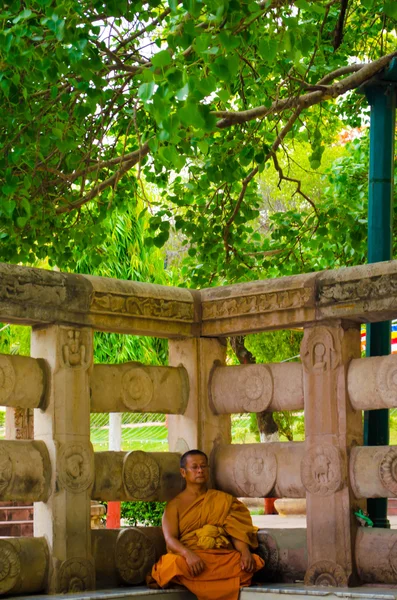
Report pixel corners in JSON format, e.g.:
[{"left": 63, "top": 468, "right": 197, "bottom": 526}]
[
  {"left": 214, "top": 51, "right": 397, "bottom": 128},
  {"left": 55, "top": 141, "right": 150, "bottom": 214}
]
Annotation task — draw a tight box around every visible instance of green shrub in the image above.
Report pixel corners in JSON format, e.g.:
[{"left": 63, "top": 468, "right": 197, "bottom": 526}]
[{"left": 121, "top": 501, "right": 166, "bottom": 527}]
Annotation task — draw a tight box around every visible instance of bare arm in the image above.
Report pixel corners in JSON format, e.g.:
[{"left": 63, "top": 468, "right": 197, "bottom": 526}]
[
  {"left": 231, "top": 537, "right": 255, "bottom": 572},
  {"left": 162, "top": 502, "right": 206, "bottom": 576}
]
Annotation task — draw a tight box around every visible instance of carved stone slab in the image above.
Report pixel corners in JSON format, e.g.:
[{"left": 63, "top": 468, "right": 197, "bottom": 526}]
[
  {"left": 348, "top": 355, "right": 397, "bottom": 410},
  {"left": 0, "top": 262, "right": 198, "bottom": 338},
  {"left": 0, "top": 440, "right": 50, "bottom": 502},
  {"left": 92, "top": 451, "right": 183, "bottom": 502},
  {"left": 350, "top": 445, "right": 397, "bottom": 499},
  {"left": 317, "top": 261, "right": 397, "bottom": 322},
  {"left": 210, "top": 363, "right": 303, "bottom": 414},
  {"left": 91, "top": 363, "right": 189, "bottom": 414},
  {"left": 213, "top": 443, "right": 305, "bottom": 498},
  {"left": 0, "top": 354, "right": 45, "bottom": 409},
  {"left": 201, "top": 272, "right": 316, "bottom": 336}
]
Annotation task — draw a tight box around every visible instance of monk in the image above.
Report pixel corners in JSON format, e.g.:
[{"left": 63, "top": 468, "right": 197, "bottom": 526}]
[{"left": 150, "top": 449, "right": 264, "bottom": 600}]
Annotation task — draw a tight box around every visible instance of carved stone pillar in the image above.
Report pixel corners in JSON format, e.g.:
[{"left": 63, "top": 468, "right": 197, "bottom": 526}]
[
  {"left": 300, "top": 322, "right": 363, "bottom": 586},
  {"left": 167, "top": 338, "right": 230, "bottom": 459},
  {"left": 31, "top": 325, "right": 94, "bottom": 594}
]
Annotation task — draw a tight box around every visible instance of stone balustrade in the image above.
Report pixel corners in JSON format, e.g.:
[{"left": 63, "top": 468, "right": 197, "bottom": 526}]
[{"left": 2, "top": 260, "right": 397, "bottom": 594}]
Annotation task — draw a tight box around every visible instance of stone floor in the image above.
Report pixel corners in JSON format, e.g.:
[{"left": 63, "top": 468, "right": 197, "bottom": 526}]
[{"left": 22, "top": 585, "right": 397, "bottom": 600}]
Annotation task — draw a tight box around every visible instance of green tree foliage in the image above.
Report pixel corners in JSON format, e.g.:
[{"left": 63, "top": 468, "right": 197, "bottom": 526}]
[
  {"left": 71, "top": 179, "right": 169, "bottom": 365},
  {"left": 1, "top": 0, "right": 396, "bottom": 283},
  {"left": 121, "top": 501, "right": 165, "bottom": 526}
]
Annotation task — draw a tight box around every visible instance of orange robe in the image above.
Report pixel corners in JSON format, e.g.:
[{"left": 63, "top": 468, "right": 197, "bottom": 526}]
[{"left": 151, "top": 489, "right": 264, "bottom": 600}]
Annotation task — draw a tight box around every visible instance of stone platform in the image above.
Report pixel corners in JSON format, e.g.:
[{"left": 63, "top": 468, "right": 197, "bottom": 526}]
[{"left": 20, "top": 585, "right": 397, "bottom": 600}]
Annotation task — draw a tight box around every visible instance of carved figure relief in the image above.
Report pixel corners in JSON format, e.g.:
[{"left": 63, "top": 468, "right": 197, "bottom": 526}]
[
  {"left": 301, "top": 445, "right": 344, "bottom": 496},
  {"left": 319, "top": 273, "right": 397, "bottom": 306},
  {"left": 233, "top": 446, "right": 277, "bottom": 497},
  {"left": 241, "top": 365, "right": 273, "bottom": 412},
  {"left": 304, "top": 560, "right": 348, "bottom": 586},
  {"left": 202, "top": 287, "right": 312, "bottom": 321},
  {"left": 58, "top": 443, "right": 93, "bottom": 493},
  {"left": 122, "top": 368, "right": 153, "bottom": 411},
  {"left": 123, "top": 451, "right": 160, "bottom": 499},
  {"left": 0, "top": 356, "right": 15, "bottom": 404},
  {"left": 61, "top": 329, "right": 90, "bottom": 369},
  {"left": 379, "top": 448, "right": 397, "bottom": 495},
  {"left": 377, "top": 355, "right": 397, "bottom": 407},
  {"left": 115, "top": 528, "right": 156, "bottom": 584},
  {"left": 0, "top": 447, "right": 13, "bottom": 495},
  {"left": 0, "top": 541, "right": 20, "bottom": 594},
  {"left": 91, "top": 292, "right": 193, "bottom": 322},
  {"left": 300, "top": 327, "right": 341, "bottom": 374},
  {"left": 0, "top": 265, "right": 67, "bottom": 306},
  {"left": 58, "top": 558, "right": 95, "bottom": 593}
]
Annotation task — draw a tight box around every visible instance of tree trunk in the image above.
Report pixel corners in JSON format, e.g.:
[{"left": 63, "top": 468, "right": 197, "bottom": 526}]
[{"left": 229, "top": 335, "right": 279, "bottom": 442}]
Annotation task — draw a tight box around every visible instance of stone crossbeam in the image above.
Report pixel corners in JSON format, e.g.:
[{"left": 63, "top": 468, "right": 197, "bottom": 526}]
[
  {"left": 350, "top": 445, "right": 397, "bottom": 498},
  {"left": 92, "top": 450, "right": 182, "bottom": 502},
  {"left": 91, "top": 363, "right": 189, "bottom": 413},
  {"left": 0, "top": 263, "right": 199, "bottom": 338},
  {"left": 210, "top": 363, "right": 303, "bottom": 413},
  {"left": 0, "top": 354, "right": 45, "bottom": 409},
  {"left": 2, "top": 260, "right": 397, "bottom": 338},
  {"left": 201, "top": 260, "right": 397, "bottom": 336},
  {"left": 0, "top": 440, "right": 50, "bottom": 502},
  {"left": 213, "top": 443, "right": 305, "bottom": 498}
]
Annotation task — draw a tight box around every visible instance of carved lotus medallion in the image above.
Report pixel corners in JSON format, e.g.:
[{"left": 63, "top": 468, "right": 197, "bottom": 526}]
[
  {"left": 123, "top": 451, "right": 160, "bottom": 500},
  {"left": 115, "top": 528, "right": 156, "bottom": 584},
  {"left": 122, "top": 367, "right": 153, "bottom": 411},
  {"left": 58, "top": 558, "right": 95, "bottom": 593},
  {"left": 241, "top": 365, "right": 273, "bottom": 412},
  {"left": 233, "top": 446, "right": 277, "bottom": 497},
  {"left": 379, "top": 448, "right": 397, "bottom": 495},
  {"left": 304, "top": 560, "right": 348, "bottom": 586},
  {"left": 0, "top": 541, "right": 20, "bottom": 594},
  {"left": 377, "top": 355, "right": 397, "bottom": 407},
  {"left": 301, "top": 444, "right": 344, "bottom": 496}
]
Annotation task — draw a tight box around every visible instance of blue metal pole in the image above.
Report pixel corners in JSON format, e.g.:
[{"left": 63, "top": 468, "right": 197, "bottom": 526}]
[{"left": 364, "top": 77, "right": 396, "bottom": 528}]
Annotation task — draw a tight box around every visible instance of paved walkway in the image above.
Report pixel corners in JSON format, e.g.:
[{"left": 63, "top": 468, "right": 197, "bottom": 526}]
[{"left": 252, "top": 514, "right": 397, "bottom": 528}]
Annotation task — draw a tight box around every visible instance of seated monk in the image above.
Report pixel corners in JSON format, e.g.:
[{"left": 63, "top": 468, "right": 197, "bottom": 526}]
[{"left": 150, "top": 449, "right": 264, "bottom": 600}]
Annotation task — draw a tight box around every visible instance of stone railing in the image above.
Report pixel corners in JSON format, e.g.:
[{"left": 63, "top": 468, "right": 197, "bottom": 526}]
[{"left": 1, "top": 260, "right": 397, "bottom": 594}]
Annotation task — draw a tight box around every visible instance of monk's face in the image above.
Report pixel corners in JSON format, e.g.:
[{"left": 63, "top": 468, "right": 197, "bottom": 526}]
[{"left": 181, "top": 454, "right": 209, "bottom": 485}]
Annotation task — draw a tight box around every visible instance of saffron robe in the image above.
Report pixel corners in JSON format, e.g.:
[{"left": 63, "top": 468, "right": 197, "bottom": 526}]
[{"left": 151, "top": 489, "right": 264, "bottom": 600}]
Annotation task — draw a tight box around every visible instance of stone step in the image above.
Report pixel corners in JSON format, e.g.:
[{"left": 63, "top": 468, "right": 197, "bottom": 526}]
[{"left": 0, "top": 520, "right": 33, "bottom": 537}]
